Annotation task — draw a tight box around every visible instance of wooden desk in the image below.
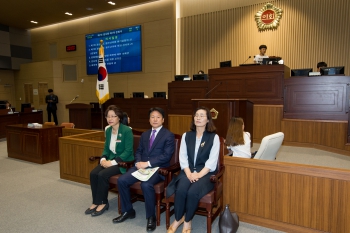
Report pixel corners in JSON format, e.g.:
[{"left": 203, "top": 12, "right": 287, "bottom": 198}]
[
  {"left": 208, "top": 65, "right": 290, "bottom": 104},
  {"left": 0, "top": 111, "right": 43, "bottom": 138},
  {"left": 6, "top": 124, "right": 63, "bottom": 164}
]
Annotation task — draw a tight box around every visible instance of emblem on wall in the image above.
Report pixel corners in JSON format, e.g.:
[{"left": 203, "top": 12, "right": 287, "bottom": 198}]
[
  {"left": 255, "top": 3, "right": 283, "bottom": 31},
  {"left": 210, "top": 108, "right": 219, "bottom": 120}
]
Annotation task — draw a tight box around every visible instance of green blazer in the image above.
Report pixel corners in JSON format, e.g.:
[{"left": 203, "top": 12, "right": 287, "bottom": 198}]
[{"left": 102, "top": 124, "right": 134, "bottom": 173}]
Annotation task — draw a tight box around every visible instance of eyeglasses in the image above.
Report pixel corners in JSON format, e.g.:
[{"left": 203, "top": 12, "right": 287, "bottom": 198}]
[
  {"left": 194, "top": 114, "right": 206, "bottom": 118},
  {"left": 105, "top": 115, "right": 118, "bottom": 119}
]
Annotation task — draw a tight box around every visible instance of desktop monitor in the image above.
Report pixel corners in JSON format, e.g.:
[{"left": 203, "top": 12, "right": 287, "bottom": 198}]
[
  {"left": 21, "top": 103, "right": 31, "bottom": 112},
  {"left": 113, "top": 92, "right": 124, "bottom": 98},
  {"left": 262, "top": 57, "right": 282, "bottom": 65},
  {"left": 0, "top": 104, "right": 6, "bottom": 109},
  {"left": 153, "top": 92, "right": 166, "bottom": 99},
  {"left": 174, "top": 74, "right": 189, "bottom": 81},
  {"left": 220, "top": 60, "right": 231, "bottom": 68},
  {"left": 132, "top": 92, "right": 144, "bottom": 98},
  {"left": 320, "top": 66, "right": 345, "bottom": 75},
  {"left": 291, "top": 68, "right": 313, "bottom": 77},
  {"left": 193, "top": 74, "right": 208, "bottom": 81}
]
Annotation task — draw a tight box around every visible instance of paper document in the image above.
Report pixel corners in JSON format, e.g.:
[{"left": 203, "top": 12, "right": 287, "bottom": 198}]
[{"left": 132, "top": 167, "right": 159, "bottom": 181}]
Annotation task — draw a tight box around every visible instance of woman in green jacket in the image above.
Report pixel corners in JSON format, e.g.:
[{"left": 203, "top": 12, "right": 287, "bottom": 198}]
[{"left": 85, "top": 105, "right": 134, "bottom": 217}]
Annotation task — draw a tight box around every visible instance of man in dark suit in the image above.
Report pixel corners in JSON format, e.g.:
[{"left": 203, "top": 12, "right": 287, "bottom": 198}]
[
  {"left": 45, "top": 89, "right": 59, "bottom": 125},
  {"left": 113, "top": 107, "right": 175, "bottom": 232}
]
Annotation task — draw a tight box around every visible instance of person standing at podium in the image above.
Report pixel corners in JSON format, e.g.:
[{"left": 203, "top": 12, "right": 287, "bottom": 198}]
[
  {"left": 317, "top": 61, "right": 327, "bottom": 71},
  {"left": 45, "top": 89, "right": 59, "bottom": 125},
  {"left": 254, "top": 44, "right": 268, "bottom": 64}
]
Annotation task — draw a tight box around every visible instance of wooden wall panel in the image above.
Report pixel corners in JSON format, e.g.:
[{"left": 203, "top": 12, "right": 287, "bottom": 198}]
[
  {"left": 223, "top": 157, "right": 350, "bottom": 232},
  {"left": 168, "top": 114, "right": 192, "bottom": 136},
  {"left": 253, "top": 105, "right": 282, "bottom": 141}
]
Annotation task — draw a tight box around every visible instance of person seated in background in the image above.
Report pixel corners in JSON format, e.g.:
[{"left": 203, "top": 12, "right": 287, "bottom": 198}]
[
  {"left": 317, "top": 61, "right": 327, "bottom": 71},
  {"left": 254, "top": 44, "right": 268, "bottom": 64},
  {"left": 85, "top": 105, "right": 134, "bottom": 217},
  {"left": 167, "top": 106, "right": 220, "bottom": 233},
  {"left": 225, "top": 117, "right": 251, "bottom": 158},
  {"left": 113, "top": 107, "right": 175, "bottom": 232},
  {"left": 198, "top": 70, "right": 204, "bottom": 74},
  {"left": 5, "top": 101, "right": 12, "bottom": 110},
  {"left": 121, "top": 112, "right": 131, "bottom": 127}
]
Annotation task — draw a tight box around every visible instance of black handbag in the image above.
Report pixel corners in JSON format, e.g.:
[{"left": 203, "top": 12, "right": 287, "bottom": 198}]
[{"left": 218, "top": 204, "right": 239, "bottom": 233}]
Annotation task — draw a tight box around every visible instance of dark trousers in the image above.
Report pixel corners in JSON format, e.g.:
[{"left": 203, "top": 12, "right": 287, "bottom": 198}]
[
  {"left": 118, "top": 166, "right": 163, "bottom": 218},
  {"left": 90, "top": 164, "right": 121, "bottom": 205},
  {"left": 174, "top": 171, "right": 214, "bottom": 222},
  {"left": 47, "top": 108, "right": 58, "bottom": 125}
]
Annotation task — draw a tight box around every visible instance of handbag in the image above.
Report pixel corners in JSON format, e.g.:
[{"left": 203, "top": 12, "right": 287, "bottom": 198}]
[{"left": 218, "top": 204, "right": 239, "bottom": 233}]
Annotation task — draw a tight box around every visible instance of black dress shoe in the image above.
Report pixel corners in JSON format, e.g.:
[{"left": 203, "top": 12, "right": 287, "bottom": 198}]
[
  {"left": 146, "top": 216, "right": 156, "bottom": 232},
  {"left": 112, "top": 209, "right": 136, "bottom": 223},
  {"left": 85, "top": 206, "right": 98, "bottom": 215},
  {"left": 91, "top": 203, "right": 109, "bottom": 217}
]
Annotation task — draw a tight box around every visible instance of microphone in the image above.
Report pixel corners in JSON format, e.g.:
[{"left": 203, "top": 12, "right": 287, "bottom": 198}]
[
  {"left": 241, "top": 56, "right": 252, "bottom": 65},
  {"left": 70, "top": 95, "right": 79, "bottom": 103},
  {"left": 205, "top": 82, "right": 222, "bottom": 98}
]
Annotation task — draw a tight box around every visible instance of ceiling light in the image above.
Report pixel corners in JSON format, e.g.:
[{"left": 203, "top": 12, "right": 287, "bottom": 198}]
[
  {"left": 65, "top": 12, "right": 73, "bottom": 16},
  {"left": 108, "top": 1, "right": 115, "bottom": 5},
  {"left": 86, "top": 7, "right": 93, "bottom": 10},
  {"left": 30, "top": 21, "right": 38, "bottom": 24}
]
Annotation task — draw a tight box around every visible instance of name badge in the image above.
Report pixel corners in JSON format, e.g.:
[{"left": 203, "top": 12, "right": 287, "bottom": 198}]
[{"left": 116, "top": 140, "right": 121, "bottom": 143}]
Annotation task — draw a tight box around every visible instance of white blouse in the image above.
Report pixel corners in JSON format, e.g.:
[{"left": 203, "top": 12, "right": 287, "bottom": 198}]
[{"left": 228, "top": 132, "right": 251, "bottom": 158}]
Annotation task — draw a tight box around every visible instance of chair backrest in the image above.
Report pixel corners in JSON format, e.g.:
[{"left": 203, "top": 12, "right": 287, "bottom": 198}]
[
  {"left": 133, "top": 135, "right": 141, "bottom": 153},
  {"left": 169, "top": 134, "right": 181, "bottom": 166},
  {"left": 254, "top": 132, "right": 284, "bottom": 160},
  {"left": 215, "top": 137, "right": 225, "bottom": 173},
  {"left": 61, "top": 122, "right": 75, "bottom": 128},
  {"left": 44, "top": 122, "right": 55, "bottom": 126}
]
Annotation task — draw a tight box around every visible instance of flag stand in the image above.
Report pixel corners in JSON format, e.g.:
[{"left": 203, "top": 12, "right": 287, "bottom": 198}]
[{"left": 100, "top": 104, "right": 103, "bottom": 131}]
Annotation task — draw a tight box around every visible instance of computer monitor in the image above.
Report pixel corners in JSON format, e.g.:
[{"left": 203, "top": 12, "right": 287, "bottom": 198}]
[
  {"left": 132, "top": 92, "right": 144, "bottom": 98},
  {"left": 0, "top": 104, "right": 6, "bottom": 109},
  {"left": 220, "top": 60, "right": 231, "bottom": 68},
  {"left": 153, "top": 92, "right": 166, "bottom": 99},
  {"left": 262, "top": 56, "right": 281, "bottom": 65},
  {"left": 21, "top": 103, "right": 31, "bottom": 112},
  {"left": 174, "top": 74, "right": 189, "bottom": 81},
  {"left": 113, "top": 92, "right": 124, "bottom": 98},
  {"left": 320, "top": 66, "right": 345, "bottom": 75},
  {"left": 193, "top": 74, "right": 208, "bottom": 81},
  {"left": 291, "top": 68, "right": 313, "bottom": 77}
]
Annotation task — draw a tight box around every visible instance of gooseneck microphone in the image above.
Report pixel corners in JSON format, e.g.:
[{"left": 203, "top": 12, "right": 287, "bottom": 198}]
[
  {"left": 241, "top": 56, "right": 252, "bottom": 65},
  {"left": 70, "top": 95, "right": 79, "bottom": 103},
  {"left": 205, "top": 82, "right": 222, "bottom": 98}
]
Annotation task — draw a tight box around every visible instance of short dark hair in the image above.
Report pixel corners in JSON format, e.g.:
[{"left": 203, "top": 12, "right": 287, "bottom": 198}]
[
  {"left": 48, "top": 89, "right": 53, "bottom": 93},
  {"left": 190, "top": 106, "right": 216, "bottom": 132},
  {"left": 198, "top": 70, "right": 204, "bottom": 74},
  {"left": 121, "top": 112, "right": 129, "bottom": 126},
  {"left": 317, "top": 61, "right": 327, "bottom": 68},
  {"left": 149, "top": 107, "right": 165, "bottom": 118},
  {"left": 259, "top": 44, "right": 267, "bottom": 49},
  {"left": 105, "top": 105, "right": 123, "bottom": 120}
]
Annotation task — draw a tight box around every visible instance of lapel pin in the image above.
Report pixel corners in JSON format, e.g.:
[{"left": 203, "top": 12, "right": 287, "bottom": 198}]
[{"left": 201, "top": 142, "right": 205, "bottom": 147}]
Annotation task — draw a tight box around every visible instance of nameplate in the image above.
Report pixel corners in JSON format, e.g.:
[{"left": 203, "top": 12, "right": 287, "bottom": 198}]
[
  {"left": 183, "top": 77, "right": 192, "bottom": 81},
  {"left": 309, "top": 72, "right": 321, "bottom": 76}
]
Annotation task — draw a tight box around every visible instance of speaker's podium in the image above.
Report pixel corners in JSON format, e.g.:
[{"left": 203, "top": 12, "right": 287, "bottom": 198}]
[{"left": 66, "top": 103, "right": 92, "bottom": 129}]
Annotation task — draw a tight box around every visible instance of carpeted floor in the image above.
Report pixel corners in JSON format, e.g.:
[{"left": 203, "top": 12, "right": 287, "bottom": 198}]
[{"left": 1, "top": 140, "right": 349, "bottom": 233}]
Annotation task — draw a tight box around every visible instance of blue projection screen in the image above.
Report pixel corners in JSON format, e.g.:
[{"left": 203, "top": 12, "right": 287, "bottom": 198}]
[{"left": 85, "top": 25, "right": 142, "bottom": 75}]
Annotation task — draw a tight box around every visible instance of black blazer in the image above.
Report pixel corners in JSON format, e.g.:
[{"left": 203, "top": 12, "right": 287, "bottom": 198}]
[
  {"left": 135, "top": 127, "right": 175, "bottom": 168},
  {"left": 45, "top": 94, "right": 58, "bottom": 110}
]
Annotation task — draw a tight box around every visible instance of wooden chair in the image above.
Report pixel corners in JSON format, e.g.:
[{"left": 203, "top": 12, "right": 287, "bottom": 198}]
[
  {"left": 61, "top": 122, "right": 75, "bottom": 128},
  {"left": 44, "top": 122, "right": 55, "bottom": 126},
  {"left": 113, "top": 134, "right": 181, "bottom": 226},
  {"left": 165, "top": 137, "right": 225, "bottom": 233}
]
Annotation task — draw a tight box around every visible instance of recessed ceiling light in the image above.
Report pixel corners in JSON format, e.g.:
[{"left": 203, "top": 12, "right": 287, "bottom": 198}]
[
  {"left": 65, "top": 12, "right": 73, "bottom": 16},
  {"left": 86, "top": 7, "right": 93, "bottom": 10},
  {"left": 108, "top": 1, "right": 115, "bottom": 5},
  {"left": 30, "top": 21, "right": 38, "bottom": 24}
]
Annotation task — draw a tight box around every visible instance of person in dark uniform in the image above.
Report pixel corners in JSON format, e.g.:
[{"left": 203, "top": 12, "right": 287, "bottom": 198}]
[{"left": 45, "top": 89, "right": 59, "bottom": 125}]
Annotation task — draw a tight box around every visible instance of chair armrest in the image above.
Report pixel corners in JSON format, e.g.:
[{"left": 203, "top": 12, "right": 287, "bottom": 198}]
[
  {"left": 158, "top": 162, "right": 181, "bottom": 176},
  {"left": 210, "top": 165, "right": 225, "bottom": 183},
  {"left": 89, "top": 156, "right": 101, "bottom": 161},
  {"left": 118, "top": 160, "right": 135, "bottom": 169}
]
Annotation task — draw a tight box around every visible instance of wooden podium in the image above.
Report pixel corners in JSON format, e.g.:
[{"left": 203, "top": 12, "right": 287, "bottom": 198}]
[
  {"left": 192, "top": 99, "right": 253, "bottom": 145},
  {"left": 66, "top": 103, "right": 92, "bottom": 129}
]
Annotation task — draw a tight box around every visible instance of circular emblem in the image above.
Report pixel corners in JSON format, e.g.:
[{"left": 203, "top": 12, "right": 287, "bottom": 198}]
[
  {"left": 98, "top": 66, "right": 107, "bottom": 81},
  {"left": 255, "top": 3, "right": 283, "bottom": 31}
]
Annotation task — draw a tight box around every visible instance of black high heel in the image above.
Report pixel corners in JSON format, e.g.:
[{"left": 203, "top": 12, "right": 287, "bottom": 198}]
[
  {"left": 91, "top": 203, "right": 109, "bottom": 217},
  {"left": 85, "top": 206, "right": 98, "bottom": 215}
]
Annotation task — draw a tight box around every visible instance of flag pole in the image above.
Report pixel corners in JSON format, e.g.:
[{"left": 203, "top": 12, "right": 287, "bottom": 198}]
[{"left": 100, "top": 104, "right": 103, "bottom": 131}]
